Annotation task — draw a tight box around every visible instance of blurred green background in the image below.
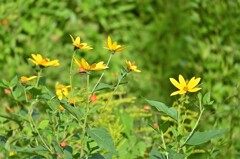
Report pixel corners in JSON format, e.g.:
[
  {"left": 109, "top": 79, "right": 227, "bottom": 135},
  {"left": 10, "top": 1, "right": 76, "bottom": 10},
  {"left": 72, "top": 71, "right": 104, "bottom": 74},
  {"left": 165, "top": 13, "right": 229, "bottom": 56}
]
[{"left": 1, "top": 0, "right": 240, "bottom": 158}]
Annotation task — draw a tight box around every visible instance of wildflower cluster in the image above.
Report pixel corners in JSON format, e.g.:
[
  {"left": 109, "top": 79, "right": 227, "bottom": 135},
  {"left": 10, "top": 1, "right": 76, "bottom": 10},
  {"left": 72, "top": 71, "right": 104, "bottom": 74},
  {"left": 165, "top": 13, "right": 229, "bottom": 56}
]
[
  {"left": 5, "top": 34, "right": 141, "bottom": 158},
  {"left": 0, "top": 33, "right": 223, "bottom": 159}
]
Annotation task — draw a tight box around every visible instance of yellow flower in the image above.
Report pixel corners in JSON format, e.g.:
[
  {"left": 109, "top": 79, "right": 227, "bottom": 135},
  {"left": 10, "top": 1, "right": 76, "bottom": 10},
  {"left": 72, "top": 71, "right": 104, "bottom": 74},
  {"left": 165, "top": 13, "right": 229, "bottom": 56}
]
[
  {"left": 55, "top": 83, "right": 71, "bottom": 100},
  {"left": 169, "top": 74, "right": 201, "bottom": 96},
  {"left": 59, "top": 105, "right": 65, "bottom": 111},
  {"left": 20, "top": 76, "right": 38, "bottom": 83},
  {"left": 9, "top": 151, "right": 15, "bottom": 156},
  {"left": 125, "top": 60, "right": 141, "bottom": 72},
  {"left": 28, "top": 54, "right": 59, "bottom": 67},
  {"left": 70, "top": 35, "right": 93, "bottom": 50},
  {"left": 74, "top": 57, "right": 108, "bottom": 71},
  {"left": 104, "top": 36, "right": 125, "bottom": 53}
]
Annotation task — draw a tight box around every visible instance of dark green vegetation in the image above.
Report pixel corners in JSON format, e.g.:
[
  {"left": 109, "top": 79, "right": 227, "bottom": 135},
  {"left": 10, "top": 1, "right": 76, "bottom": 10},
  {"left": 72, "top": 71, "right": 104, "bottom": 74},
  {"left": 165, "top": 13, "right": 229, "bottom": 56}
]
[{"left": 1, "top": 0, "right": 239, "bottom": 158}]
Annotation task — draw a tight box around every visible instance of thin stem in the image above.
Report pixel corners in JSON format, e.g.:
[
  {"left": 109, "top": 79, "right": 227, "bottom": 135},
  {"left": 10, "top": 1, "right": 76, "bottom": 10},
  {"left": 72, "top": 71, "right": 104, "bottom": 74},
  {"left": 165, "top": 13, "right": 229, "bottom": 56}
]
[
  {"left": 100, "top": 72, "right": 125, "bottom": 114},
  {"left": 180, "top": 100, "right": 205, "bottom": 148},
  {"left": 35, "top": 69, "right": 42, "bottom": 87},
  {"left": 176, "top": 101, "right": 182, "bottom": 152},
  {"left": 161, "top": 131, "right": 169, "bottom": 159},
  {"left": 23, "top": 86, "right": 28, "bottom": 103},
  {"left": 28, "top": 103, "right": 53, "bottom": 154},
  {"left": 80, "top": 73, "right": 90, "bottom": 158},
  {"left": 91, "top": 54, "right": 113, "bottom": 94},
  {"left": 70, "top": 50, "right": 77, "bottom": 99}
]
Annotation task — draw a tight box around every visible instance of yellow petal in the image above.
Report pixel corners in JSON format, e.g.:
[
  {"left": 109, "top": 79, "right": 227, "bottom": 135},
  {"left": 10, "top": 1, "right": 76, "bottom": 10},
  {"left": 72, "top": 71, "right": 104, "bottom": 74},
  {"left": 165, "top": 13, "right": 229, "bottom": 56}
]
[
  {"left": 69, "top": 34, "right": 75, "bottom": 43},
  {"left": 169, "top": 78, "right": 182, "bottom": 89},
  {"left": 74, "top": 57, "right": 81, "bottom": 67},
  {"left": 179, "top": 90, "right": 187, "bottom": 94},
  {"left": 179, "top": 74, "right": 186, "bottom": 87},
  {"left": 74, "top": 36, "right": 81, "bottom": 44},
  {"left": 188, "top": 87, "right": 202, "bottom": 92},
  {"left": 108, "top": 36, "right": 112, "bottom": 48},
  {"left": 116, "top": 45, "right": 125, "bottom": 52},
  {"left": 188, "top": 77, "right": 201, "bottom": 89},
  {"left": 62, "top": 88, "right": 69, "bottom": 98},
  {"left": 81, "top": 58, "right": 90, "bottom": 70},
  {"left": 28, "top": 76, "right": 38, "bottom": 80},
  {"left": 170, "top": 90, "right": 182, "bottom": 96},
  {"left": 56, "top": 90, "right": 63, "bottom": 100},
  {"left": 112, "top": 42, "right": 117, "bottom": 50}
]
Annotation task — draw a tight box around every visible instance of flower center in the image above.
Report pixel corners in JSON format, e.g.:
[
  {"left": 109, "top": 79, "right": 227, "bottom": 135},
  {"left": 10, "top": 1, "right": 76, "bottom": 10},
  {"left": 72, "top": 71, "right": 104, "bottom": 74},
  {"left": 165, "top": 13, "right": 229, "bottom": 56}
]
[{"left": 183, "top": 86, "right": 189, "bottom": 92}]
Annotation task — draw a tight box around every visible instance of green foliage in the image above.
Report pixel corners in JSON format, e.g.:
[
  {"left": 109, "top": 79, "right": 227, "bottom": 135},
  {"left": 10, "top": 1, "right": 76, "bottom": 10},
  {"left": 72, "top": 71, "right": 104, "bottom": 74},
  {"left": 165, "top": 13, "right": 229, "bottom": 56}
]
[
  {"left": 185, "top": 130, "right": 226, "bottom": 146},
  {"left": 0, "top": 0, "right": 239, "bottom": 158}
]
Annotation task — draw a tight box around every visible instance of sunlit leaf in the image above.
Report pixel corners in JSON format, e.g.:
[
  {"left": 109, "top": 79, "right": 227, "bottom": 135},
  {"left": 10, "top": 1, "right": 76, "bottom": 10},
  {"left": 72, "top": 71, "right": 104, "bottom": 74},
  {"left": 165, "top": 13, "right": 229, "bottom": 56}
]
[
  {"left": 185, "top": 129, "right": 226, "bottom": 145},
  {"left": 38, "top": 120, "right": 49, "bottom": 129},
  {"left": 146, "top": 99, "right": 178, "bottom": 121},
  {"left": 87, "top": 128, "right": 118, "bottom": 155}
]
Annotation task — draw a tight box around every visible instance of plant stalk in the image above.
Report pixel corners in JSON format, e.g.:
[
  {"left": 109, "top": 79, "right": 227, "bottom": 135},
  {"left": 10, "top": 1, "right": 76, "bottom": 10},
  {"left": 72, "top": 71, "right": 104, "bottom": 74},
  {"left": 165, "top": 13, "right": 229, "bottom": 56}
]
[{"left": 91, "top": 53, "right": 113, "bottom": 94}]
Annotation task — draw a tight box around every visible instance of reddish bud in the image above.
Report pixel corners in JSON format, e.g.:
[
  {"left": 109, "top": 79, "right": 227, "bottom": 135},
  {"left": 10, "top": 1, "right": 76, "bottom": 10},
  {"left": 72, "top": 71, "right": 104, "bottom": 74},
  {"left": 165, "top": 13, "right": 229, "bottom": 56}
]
[
  {"left": 5, "top": 106, "right": 12, "bottom": 113},
  {"left": 4, "top": 89, "right": 11, "bottom": 94},
  {"left": 153, "top": 123, "right": 159, "bottom": 129},
  {"left": 27, "top": 94, "right": 31, "bottom": 100},
  {"left": 90, "top": 94, "right": 97, "bottom": 103},
  {"left": 143, "top": 105, "right": 151, "bottom": 111},
  {"left": 1, "top": 19, "right": 8, "bottom": 25},
  {"left": 144, "top": 151, "right": 148, "bottom": 156},
  {"left": 77, "top": 67, "right": 85, "bottom": 73},
  {"left": 60, "top": 141, "right": 67, "bottom": 148}
]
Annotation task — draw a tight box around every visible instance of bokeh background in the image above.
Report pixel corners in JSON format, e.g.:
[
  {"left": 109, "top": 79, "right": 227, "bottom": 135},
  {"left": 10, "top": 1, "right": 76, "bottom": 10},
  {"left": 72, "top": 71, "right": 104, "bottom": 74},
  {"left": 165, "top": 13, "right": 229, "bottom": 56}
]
[{"left": 1, "top": 0, "right": 240, "bottom": 158}]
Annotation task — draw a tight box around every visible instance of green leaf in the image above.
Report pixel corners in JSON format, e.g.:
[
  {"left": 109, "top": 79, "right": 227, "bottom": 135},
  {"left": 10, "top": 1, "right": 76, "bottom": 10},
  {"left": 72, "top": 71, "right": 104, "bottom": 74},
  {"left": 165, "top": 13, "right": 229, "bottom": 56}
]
[
  {"left": 10, "top": 75, "right": 18, "bottom": 87},
  {"left": 0, "top": 82, "right": 7, "bottom": 88},
  {"left": 14, "top": 146, "right": 47, "bottom": 152},
  {"left": 38, "top": 120, "right": 49, "bottom": 129},
  {"left": 167, "top": 148, "right": 185, "bottom": 159},
  {"left": 117, "top": 70, "right": 127, "bottom": 82},
  {"left": 87, "top": 128, "right": 118, "bottom": 155},
  {"left": 2, "top": 79, "right": 9, "bottom": 87},
  {"left": 12, "top": 86, "right": 22, "bottom": 99},
  {"left": 185, "top": 129, "right": 226, "bottom": 145},
  {"left": 60, "top": 101, "right": 82, "bottom": 121},
  {"left": 203, "top": 92, "right": 214, "bottom": 105},
  {"left": 146, "top": 99, "right": 178, "bottom": 121},
  {"left": 94, "top": 82, "right": 114, "bottom": 92},
  {"left": 120, "top": 111, "right": 133, "bottom": 136},
  {"left": 149, "top": 147, "right": 166, "bottom": 159},
  {"left": 89, "top": 153, "right": 105, "bottom": 159},
  {"left": 64, "top": 146, "right": 73, "bottom": 159}
]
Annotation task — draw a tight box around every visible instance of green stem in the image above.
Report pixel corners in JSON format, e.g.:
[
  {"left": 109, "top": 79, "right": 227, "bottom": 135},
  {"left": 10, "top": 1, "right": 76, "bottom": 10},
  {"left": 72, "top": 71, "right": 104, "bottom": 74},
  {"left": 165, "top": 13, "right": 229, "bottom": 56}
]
[
  {"left": 80, "top": 73, "right": 90, "bottom": 158},
  {"left": 23, "top": 86, "right": 28, "bottom": 103},
  {"left": 91, "top": 54, "right": 113, "bottom": 94},
  {"left": 28, "top": 102, "right": 53, "bottom": 154},
  {"left": 176, "top": 102, "right": 182, "bottom": 152},
  {"left": 160, "top": 131, "right": 169, "bottom": 159},
  {"left": 70, "top": 50, "right": 77, "bottom": 99},
  {"left": 100, "top": 72, "right": 126, "bottom": 114},
  {"left": 180, "top": 100, "right": 205, "bottom": 148},
  {"left": 35, "top": 69, "right": 42, "bottom": 87}
]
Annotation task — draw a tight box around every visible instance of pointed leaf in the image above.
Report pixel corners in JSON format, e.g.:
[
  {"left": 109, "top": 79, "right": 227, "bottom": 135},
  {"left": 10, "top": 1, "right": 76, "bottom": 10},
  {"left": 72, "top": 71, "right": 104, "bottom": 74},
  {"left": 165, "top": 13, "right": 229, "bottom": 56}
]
[
  {"left": 146, "top": 99, "right": 178, "bottom": 121},
  {"left": 10, "top": 75, "right": 18, "bottom": 87},
  {"left": 185, "top": 129, "right": 226, "bottom": 145},
  {"left": 149, "top": 147, "right": 166, "bottom": 159},
  {"left": 2, "top": 79, "right": 9, "bottom": 86},
  {"left": 167, "top": 148, "right": 185, "bottom": 159},
  {"left": 38, "top": 120, "right": 49, "bottom": 129},
  {"left": 87, "top": 128, "right": 118, "bottom": 155},
  {"left": 89, "top": 153, "right": 105, "bottom": 159},
  {"left": 60, "top": 101, "right": 82, "bottom": 121}
]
